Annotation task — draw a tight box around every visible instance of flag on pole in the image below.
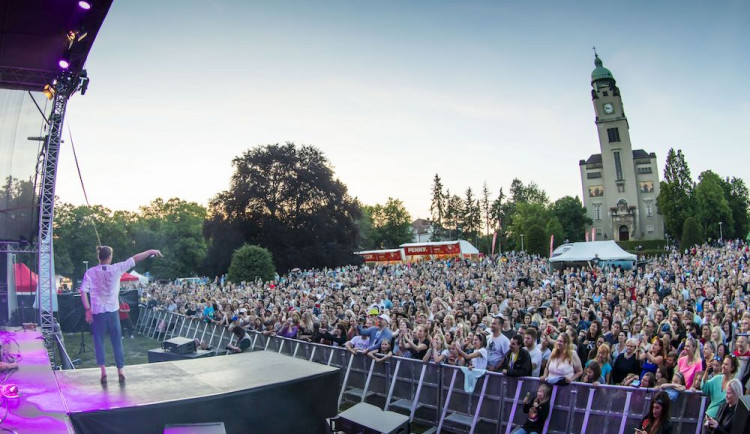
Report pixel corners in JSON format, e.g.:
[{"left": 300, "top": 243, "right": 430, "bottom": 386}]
[
  {"left": 585, "top": 231, "right": 590, "bottom": 242},
  {"left": 591, "top": 227, "right": 596, "bottom": 241},
  {"left": 491, "top": 232, "right": 497, "bottom": 256},
  {"left": 549, "top": 235, "right": 554, "bottom": 257}
]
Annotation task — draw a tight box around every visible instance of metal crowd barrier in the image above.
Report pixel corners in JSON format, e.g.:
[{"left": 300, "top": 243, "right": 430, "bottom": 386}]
[{"left": 133, "top": 310, "right": 706, "bottom": 434}]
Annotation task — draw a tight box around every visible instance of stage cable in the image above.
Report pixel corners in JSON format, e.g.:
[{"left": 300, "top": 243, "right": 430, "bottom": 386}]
[{"left": 68, "top": 126, "right": 102, "bottom": 247}]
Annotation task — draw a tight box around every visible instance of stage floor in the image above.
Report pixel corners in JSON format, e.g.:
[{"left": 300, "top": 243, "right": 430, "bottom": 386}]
[
  {"left": 1, "top": 328, "right": 340, "bottom": 433},
  {"left": 56, "top": 350, "right": 338, "bottom": 413}
]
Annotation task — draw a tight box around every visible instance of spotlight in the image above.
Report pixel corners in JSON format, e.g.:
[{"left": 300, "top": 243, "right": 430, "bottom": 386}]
[
  {"left": 43, "top": 84, "right": 56, "bottom": 100},
  {"left": 58, "top": 57, "right": 71, "bottom": 69},
  {"left": 78, "top": 1, "right": 92, "bottom": 10}
]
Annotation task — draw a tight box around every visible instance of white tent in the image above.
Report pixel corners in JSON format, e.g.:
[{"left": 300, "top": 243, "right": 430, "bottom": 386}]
[
  {"left": 549, "top": 241, "right": 636, "bottom": 267},
  {"left": 127, "top": 270, "right": 150, "bottom": 285}
]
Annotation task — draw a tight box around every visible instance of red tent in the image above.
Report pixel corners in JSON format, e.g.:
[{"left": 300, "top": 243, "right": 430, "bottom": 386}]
[
  {"left": 120, "top": 272, "right": 138, "bottom": 282},
  {"left": 13, "top": 263, "right": 38, "bottom": 293}
]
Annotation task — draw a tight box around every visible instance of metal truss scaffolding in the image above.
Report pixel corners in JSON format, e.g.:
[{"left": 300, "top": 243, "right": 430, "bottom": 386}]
[{"left": 37, "top": 72, "right": 79, "bottom": 344}]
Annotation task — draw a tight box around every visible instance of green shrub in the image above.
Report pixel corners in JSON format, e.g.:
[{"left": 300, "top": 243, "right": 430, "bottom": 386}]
[
  {"left": 680, "top": 217, "right": 703, "bottom": 251},
  {"left": 526, "top": 225, "right": 548, "bottom": 257},
  {"left": 227, "top": 245, "right": 276, "bottom": 284}
]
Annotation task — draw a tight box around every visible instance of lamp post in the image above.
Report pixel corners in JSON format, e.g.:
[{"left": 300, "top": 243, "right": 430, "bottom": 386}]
[
  {"left": 718, "top": 222, "right": 723, "bottom": 241},
  {"left": 520, "top": 234, "right": 525, "bottom": 252}
]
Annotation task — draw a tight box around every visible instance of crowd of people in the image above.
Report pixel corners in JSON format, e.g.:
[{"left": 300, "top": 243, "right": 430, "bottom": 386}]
[{"left": 138, "top": 240, "right": 750, "bottom": 432}]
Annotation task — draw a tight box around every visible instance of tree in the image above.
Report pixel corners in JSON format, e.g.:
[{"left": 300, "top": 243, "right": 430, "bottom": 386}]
[
  {"left": 429, "top": 174, "right": 446, "bottom": 240},
  {"left": 367, "top": 198, "right": 413, "bottom": 248},
  {"left": 508, "top": 202, "right": 550, "bottom": 249},
  {"left": 680, "top": 217, "right": 703, "bottom": 251},
  {"left": 549, "top": 196, "right": 592, "bottom": 242},
  {"left": 510, "top": 178, "right": 548, "bottom": 205},
  {"left": 444, "top": 190, "right": 464, "bottom": 240},
  {"left": 205, "top": 143, "right": 361, "bottom": 274},
  {"left": 545, "top": 217, "right": 565, "bottom": 250},
  {"left": 657, "top": 149, "right": 695, "bottom": 240},
  {"left": 695, "top": 171, "right": 734, "bottom": 241},
  {"left": 722, "top": 177, "right": 750, "bottom": 240},
  {"left": 526, "top": 224, "right": 547, "bottom": 257},
  {"left": 463, "top": 188, "right": 481, "bottom": 242},
  {"left": 489, "top": 187, "right": 506, "bottom": 249},
  {"left": 54, "top": 198, "right": 208, "bottom": 281},
  {"left": 137, "top": 198, "right": 208, "bottom": 279},
  {"left": 227, "top": 245, "right": 275, "bottom": 283},
  {"left": 480, "top": 181, "right": 492, "bottom": 237}
]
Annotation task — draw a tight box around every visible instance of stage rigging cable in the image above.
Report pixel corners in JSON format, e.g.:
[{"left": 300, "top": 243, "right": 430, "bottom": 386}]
[{"left": 67, "top": 125, "right": 102, "bottom": 247}]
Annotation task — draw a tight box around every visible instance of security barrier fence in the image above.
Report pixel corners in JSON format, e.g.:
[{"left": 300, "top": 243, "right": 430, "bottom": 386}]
[{"left": 136, "top": 308, "right": 707, "bottom": 434}]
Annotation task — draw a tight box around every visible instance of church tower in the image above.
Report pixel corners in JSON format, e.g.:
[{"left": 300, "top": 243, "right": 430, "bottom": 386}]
[{"left": 579, "top": 54, "right": 664, "bottom": 241}]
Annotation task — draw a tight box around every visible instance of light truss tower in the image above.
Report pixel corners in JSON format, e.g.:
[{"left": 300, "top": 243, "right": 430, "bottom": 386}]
[{"left": 37, "top": 72, "right": 80, "bottom": 341}]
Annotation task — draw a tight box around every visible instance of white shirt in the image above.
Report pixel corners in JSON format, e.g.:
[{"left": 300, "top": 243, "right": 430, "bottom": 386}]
[
  {"left": 528, "top": 346, "right": 543, "bottom": 377},
  {"left": 80, "top": 257, "right": 135, "bottom": 314},
  {"left": 347, "top": 335, "right": 370, "bottom": 351},
  {"left": 487, "top": 333, "right": 511, "bottom": 369},
  {"left": 472, "top": 347, "right": 488, "bottom": 370}
]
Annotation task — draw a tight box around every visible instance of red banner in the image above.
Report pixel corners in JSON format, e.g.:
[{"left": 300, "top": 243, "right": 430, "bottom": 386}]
[
  {"left": 491, "top": 232, "right": 497, "bottom": 255},
  {"left": 361, "top": 253, "right": 377, "bottom": 262},
  {"left": 431, "top": 243, "right": 460, "bottom": 255},
  {"left": 549, "top": 235, "right": 554, "bottom": 257}
]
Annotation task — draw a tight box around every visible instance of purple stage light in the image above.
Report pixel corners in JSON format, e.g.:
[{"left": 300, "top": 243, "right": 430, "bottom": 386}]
[
  {"left": 58, "top": 58, "right": 71, "bottom": 69},
  {"left": 78, "top": 1, "right": 92, "bottom": 10}
]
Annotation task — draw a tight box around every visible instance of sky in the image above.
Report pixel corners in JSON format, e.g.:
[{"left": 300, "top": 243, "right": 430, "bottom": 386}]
[{"left": 51, "top": 0, "right": 749, "bottom": 220}]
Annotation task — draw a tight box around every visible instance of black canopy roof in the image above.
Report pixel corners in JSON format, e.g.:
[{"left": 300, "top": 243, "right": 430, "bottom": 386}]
[{"left": 0, "top": 0, "right": 113, "bottom": 91}]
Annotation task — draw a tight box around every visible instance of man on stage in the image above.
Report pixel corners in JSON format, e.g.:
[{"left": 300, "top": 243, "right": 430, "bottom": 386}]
[{"left": 80, "top": 246, "right": 163, "bottom": 383}]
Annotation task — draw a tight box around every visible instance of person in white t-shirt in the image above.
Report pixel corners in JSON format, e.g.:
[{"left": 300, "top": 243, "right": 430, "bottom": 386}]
[
  {"left": 81, "top": 246, "right": 162, "bottom": 384},
  {"left": 455, "top": 333, "right": 488, "bottom": 370},
  {"left": 525, "top": 328, "right": 543, "bottom": 377},
  {"left": 345, "top": 329, "right": 371, "bottom": 354},
  {"left": 487, "top": 316, "right": 511, "bottom": 371}
]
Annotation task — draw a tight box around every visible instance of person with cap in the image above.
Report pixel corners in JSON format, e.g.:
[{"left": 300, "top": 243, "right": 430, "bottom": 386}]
[
  {"left": 358, "top": 313, "right": 393, "bottom": 352},
  {"left": 80, "top": 246, "right": 162, "bottom": 384}
]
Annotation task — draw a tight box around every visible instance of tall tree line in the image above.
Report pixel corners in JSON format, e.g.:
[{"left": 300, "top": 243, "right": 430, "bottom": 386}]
[
  {"left": 428, "top": 174, "right": 591, "bottom": 256},
  {"left": 53, "top": 198, "right": 207, "bottom": 281},
  {"left": 657, "top": 148, "right": 749, "bottom": 244}
]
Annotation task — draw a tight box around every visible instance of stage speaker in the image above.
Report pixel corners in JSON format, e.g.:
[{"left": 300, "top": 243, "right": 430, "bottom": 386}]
[
  {"left": 731, "top": 394, "right": 750, "bottom": 434},
  {"left": 164, "top": 422, "right": 226, "bottom": 434},
  {"left": 162, "top": 337, "right": 196, "bottom": 354}
]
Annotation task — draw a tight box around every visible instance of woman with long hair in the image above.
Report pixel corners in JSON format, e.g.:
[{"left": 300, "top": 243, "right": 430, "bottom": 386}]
[
  {"left": 454, "top": 332, "right": 488, "bottom": 370},
  {"left": 587, "top": 343, "right": 612, "bottom": 384},
  {"left": 676, "top": 337, "right": 702, "bottom": 389},
  {"left": 709, "top": 326, "right": 724, "bottom": 350},
  {"left": 578, "top": 320, "right": 601, "bottom": 363},
  {"left": 639, "top": 337, "right": 666, "bottom": 378},
  {"left": 636, "top": 391, "right": 673, "bottom": 434},
  {"left": 541, "top": 333, "right": 581, "bottom": 384},
  {"left": 701, "top": 355, "right": 739, "bottom": 419}
]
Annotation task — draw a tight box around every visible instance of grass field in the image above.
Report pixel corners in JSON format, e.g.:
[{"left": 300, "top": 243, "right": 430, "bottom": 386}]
[{"left": 61, "top": 331, "right": 159, "bottom": 368}]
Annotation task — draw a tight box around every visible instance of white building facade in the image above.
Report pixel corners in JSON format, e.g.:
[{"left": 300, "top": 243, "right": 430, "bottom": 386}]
[{"left": 579, "top": 54, "right": 664, "bottom": 241}]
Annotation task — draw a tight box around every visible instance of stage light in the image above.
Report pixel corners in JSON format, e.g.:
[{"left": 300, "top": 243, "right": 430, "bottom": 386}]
[
  {"left": 58, "top": 57, "right": 71, "bottom": 69},
  {"left": 43, "top": 84, "right": 56, "bottom": 100},
  {"left": 78, "top": 1, "right": 92, "bottom": 10}
]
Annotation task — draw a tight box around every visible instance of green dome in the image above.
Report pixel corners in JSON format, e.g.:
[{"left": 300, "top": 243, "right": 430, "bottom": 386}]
[{"left": 591, "top": 54, "right": 614, "bottom": 83}]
